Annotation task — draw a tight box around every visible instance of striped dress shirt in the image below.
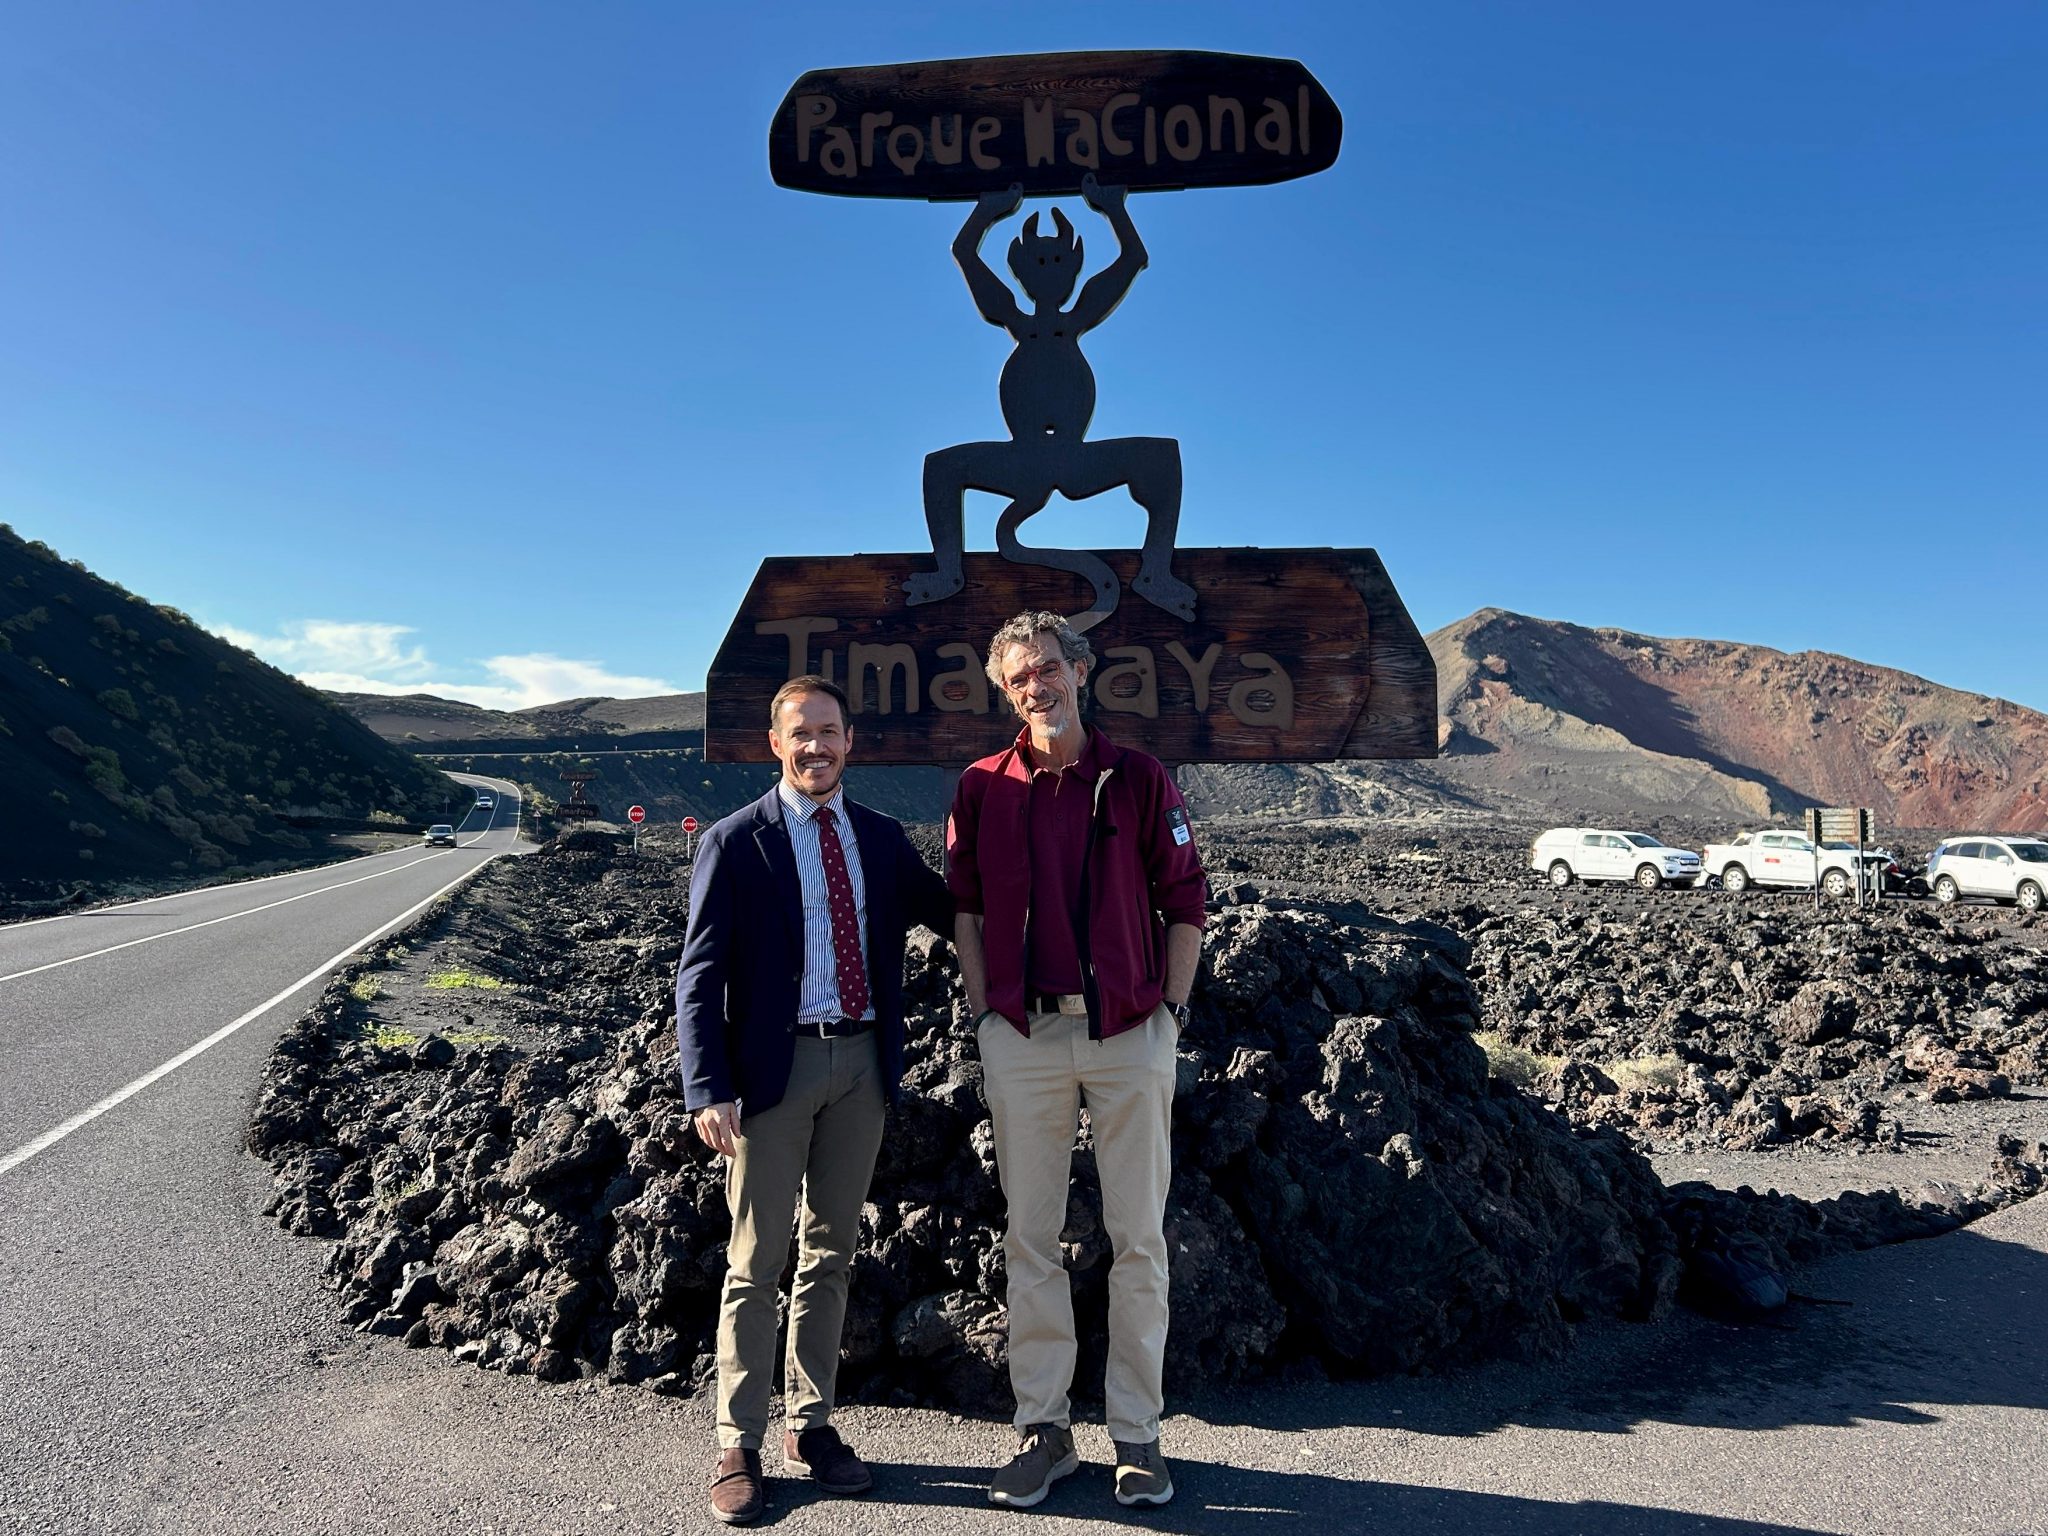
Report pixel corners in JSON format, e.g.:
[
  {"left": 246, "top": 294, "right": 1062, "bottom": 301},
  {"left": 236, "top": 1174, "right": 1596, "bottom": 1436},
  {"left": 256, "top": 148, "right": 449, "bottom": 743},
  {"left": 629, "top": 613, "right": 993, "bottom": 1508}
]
[{"left": 777, "top": 781, "right": 873, "bottom": 1023}]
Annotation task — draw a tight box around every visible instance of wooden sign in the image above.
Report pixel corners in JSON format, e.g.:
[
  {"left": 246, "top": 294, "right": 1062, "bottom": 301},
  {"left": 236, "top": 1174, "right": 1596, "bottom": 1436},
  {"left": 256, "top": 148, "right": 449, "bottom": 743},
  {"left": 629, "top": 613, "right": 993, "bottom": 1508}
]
[
  {"left": 770, "top": 51, "right": 1341, "bottom": 200},
  {"left": 705, "top": 549, "right": 1434, "bottom": 766},
  {"left": 1808, "top": 807, "right": 1872, "bottom": 844}
]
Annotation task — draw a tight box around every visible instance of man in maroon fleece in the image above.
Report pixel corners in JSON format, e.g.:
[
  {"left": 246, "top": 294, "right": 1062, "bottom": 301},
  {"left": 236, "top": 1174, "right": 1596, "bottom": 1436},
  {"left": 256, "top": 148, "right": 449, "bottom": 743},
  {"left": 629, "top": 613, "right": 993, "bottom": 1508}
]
[{"left": 947, "top": 609, "right": 1207, "bottom": 1511}]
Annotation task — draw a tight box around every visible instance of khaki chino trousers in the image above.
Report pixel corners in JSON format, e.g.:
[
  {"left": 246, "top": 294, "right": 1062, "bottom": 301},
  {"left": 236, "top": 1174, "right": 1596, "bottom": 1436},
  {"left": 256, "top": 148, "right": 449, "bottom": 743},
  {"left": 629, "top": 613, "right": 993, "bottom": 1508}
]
[
  {"left": 977, "top": 1002, "right": 1178, "bottom": 1446},
  {"left": 715, "top": 1032, "right": 885, "bottom": 1450}
]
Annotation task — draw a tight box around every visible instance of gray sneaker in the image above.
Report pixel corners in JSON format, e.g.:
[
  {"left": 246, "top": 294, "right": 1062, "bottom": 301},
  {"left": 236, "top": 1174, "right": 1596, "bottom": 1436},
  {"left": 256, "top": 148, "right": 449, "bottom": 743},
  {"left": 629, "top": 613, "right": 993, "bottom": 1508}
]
[
  {"left": 988, "top": 1423, "right": 1079, "bottom": 1508},
  {"left": 1112, "top": 1438, "right": 1174, "bottom": 1507}
]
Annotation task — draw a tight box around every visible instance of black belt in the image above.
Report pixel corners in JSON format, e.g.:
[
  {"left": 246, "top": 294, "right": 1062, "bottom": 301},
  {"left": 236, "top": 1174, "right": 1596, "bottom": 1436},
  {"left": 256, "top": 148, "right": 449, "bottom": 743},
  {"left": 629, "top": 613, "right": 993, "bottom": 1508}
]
[
  {"left": 1027, "top": 991, "right": 1087, "bottom": 1015},
  {"left": 794, "top": 1017, "right": 872, "bottom": 1039}
]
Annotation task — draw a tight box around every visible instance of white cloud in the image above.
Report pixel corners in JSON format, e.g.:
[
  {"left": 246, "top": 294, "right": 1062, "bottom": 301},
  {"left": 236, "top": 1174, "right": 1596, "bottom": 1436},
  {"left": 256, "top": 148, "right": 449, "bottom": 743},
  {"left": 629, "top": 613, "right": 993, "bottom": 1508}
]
[
  {"left": 478, "top": 653, "right": 678, "bottom": 706},
  {"left": 208, "top": 619, "right": 677, "bottom": 710},
  {"left": 214, "top": 620, "right": 432, "bottom": 684}
]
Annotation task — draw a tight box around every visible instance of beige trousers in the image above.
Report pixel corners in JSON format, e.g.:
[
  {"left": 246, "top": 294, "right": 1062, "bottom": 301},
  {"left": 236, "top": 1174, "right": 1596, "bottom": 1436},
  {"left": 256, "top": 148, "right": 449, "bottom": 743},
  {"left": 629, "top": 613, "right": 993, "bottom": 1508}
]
[
  {"left": 715, "top": 1032, "right": 885, "bottom": 1450},
  {"left": 977, "top": 1002, "right": 1178, "bottom": 1445}
]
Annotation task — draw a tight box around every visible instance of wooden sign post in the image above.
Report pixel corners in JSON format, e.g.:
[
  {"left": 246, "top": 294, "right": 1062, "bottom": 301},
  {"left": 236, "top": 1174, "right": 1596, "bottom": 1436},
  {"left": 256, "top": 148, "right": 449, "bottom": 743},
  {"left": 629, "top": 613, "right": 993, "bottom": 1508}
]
[{"left": 713, "top": 51, "right": 1435, "bottom": 771}]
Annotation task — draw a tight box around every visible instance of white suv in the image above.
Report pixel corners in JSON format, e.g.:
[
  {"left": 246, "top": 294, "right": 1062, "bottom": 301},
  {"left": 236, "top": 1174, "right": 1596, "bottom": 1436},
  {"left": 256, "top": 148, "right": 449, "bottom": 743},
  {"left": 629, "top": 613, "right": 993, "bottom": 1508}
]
[
  {"left": 1529, "top": 829, "right": 1704, "bottom": 890},
  {"left": 1927, "top": 836, "right": 2048, "bottom": 912}
]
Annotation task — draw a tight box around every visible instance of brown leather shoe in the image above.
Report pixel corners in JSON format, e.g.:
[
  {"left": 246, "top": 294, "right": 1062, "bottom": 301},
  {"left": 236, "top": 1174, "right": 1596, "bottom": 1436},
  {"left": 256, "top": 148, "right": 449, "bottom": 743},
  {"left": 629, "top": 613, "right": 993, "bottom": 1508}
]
[
  {"left": 783, "top": 1424, "right": 874, "bottom": 1495},
  {"left": 709, "top": 1448, "right": 765, "bottom": 1525}
]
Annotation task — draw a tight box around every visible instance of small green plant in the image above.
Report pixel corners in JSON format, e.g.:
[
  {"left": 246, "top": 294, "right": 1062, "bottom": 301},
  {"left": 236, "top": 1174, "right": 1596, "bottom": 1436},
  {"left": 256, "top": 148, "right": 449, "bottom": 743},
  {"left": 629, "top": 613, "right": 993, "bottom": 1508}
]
[
  {"left": 444, "top": 1029, "right": 509, "bottom": 1045},
  {"left": 97, "top": 687, "right": 139, "bottom": 721},
  {"left": 348, "top": 976, "right": 384, "bottom": 1003},
  {"left": 424, "top": 968, "right": 505, "bottom": 991},
  {"left": 1471, "top": 1031, "right": 1566, "bottom": 1091},
  {"left": 364, "top": 1025, "right": 419, "bottom": 1049}
]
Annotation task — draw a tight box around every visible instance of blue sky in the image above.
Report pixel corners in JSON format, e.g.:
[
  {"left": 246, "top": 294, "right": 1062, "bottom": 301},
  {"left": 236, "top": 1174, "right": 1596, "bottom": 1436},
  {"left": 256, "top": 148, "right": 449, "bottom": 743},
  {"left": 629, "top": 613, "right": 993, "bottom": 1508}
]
[{"left": 4, "top": 3, "right": 2043, "bottom": 711}]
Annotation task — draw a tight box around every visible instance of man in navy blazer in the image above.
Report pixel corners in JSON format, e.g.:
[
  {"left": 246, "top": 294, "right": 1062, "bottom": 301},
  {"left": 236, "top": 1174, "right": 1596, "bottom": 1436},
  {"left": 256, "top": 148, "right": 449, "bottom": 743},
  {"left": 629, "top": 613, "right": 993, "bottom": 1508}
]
[{"left": 676, "top": 674, "right": 951, "bottom": 1524}]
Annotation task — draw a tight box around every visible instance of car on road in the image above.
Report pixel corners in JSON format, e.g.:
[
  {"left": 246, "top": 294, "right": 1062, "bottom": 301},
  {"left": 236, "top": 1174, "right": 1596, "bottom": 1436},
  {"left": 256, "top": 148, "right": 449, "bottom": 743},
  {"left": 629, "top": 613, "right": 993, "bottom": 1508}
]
[
  {"left": 475, "top": 794, "right": 494, "bottom": 810},
  {"left": 1926, "top": 835, "right": 2048, "bottom": 911},
  {"left": 422, "top": 824, "right": 458, "bottom": 847},
  {"left": 1529, "top": 828, "right": 1704, "bottom": 889},
  {"left": 1702, "top": 829, "right": 1897, "bottom": 896}
]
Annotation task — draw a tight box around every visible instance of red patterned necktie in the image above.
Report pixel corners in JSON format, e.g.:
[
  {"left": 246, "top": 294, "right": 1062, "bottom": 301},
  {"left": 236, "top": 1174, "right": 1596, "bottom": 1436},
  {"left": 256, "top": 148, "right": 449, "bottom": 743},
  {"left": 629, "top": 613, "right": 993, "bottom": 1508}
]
[{"left": 815, "top": 807, "right": 870, "bottom": 1020}]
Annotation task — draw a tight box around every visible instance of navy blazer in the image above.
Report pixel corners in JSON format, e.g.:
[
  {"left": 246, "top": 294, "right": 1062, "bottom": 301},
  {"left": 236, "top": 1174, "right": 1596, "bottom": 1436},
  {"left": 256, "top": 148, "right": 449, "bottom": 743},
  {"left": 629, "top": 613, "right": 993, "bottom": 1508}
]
[{"left": 675, "top": 786, "right": 953, "bottom": 1117}]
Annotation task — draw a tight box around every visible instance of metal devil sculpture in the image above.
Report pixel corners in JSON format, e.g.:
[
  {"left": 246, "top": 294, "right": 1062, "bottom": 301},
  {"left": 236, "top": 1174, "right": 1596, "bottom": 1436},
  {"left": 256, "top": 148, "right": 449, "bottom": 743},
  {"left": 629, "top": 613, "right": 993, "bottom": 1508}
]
[{"left": 908, "top": 174, "right": 1192, "bottom": 632}]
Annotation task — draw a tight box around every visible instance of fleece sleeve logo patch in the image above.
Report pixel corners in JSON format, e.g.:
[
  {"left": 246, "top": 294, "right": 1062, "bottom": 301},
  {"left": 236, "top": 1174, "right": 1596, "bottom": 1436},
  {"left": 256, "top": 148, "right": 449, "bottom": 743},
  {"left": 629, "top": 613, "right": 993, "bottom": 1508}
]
[{"left": 1166, "top": 805, "right": 1192, "bottom": 847}]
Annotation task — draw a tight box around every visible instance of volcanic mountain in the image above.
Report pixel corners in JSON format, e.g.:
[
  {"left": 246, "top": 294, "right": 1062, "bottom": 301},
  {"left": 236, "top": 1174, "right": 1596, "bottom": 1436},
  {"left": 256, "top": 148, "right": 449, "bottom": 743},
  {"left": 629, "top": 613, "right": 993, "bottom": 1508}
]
[
  {"left": 325, "top": 690, "right": 703, "bottom": 746},
  {"left": 1416, "top": 609, "right": 2048, "bottom": 832}
]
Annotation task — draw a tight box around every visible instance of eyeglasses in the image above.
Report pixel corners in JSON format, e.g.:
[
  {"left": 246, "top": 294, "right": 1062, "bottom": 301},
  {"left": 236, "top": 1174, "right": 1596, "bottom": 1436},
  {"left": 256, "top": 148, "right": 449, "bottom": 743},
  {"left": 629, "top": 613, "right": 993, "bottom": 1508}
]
[{"left": 1002, "top": 659, "right": 1069, "bottom": 693}]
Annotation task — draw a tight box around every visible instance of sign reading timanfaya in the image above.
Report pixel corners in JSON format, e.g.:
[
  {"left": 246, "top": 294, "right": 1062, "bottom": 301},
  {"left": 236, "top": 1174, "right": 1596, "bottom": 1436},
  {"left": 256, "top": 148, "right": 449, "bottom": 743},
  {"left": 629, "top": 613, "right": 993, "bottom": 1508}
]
[
  {"left": 706, "top": 549, "right": 1434, "bottom": 766},
  {"left": 770, "top": 51, "right": 1340, "bottom": 199}
]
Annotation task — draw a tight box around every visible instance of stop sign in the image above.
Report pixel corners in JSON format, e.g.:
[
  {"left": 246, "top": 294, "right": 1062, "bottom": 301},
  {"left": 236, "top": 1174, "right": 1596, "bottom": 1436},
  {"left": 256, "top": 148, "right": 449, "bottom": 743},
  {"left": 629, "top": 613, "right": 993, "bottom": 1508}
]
[
  {"left": 682, "top": 815, "right": 699, "bottom": 834},
  {"left": 627, "top": 805, "right": 646, "bottom": 824}
]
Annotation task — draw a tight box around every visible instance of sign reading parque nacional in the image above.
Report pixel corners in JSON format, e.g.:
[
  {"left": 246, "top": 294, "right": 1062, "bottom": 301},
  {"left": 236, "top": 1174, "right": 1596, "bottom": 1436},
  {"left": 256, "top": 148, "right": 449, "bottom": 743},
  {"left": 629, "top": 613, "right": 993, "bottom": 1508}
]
[
  {"left": 770, "top": 51, "right": 1340, "bottom": 199},
  {"left": 709, "top": 50, "right": 1434, "bottom": 769}
]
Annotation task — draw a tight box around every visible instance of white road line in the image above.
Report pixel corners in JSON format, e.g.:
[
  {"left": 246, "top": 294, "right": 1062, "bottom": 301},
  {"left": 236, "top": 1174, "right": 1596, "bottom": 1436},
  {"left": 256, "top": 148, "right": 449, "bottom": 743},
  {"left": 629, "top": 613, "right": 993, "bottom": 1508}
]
[
  {"left": 1, "top": 843, "right": 421, "bottom": 932},
  {"left": 0, "top": 855, "right": 500, "bottom": 1178},
  {"left": 5, "top": 768, "right": 511, "bottom": 932},
  {"left": 0, "top": 851, "right": 450, "bottom": 987}
]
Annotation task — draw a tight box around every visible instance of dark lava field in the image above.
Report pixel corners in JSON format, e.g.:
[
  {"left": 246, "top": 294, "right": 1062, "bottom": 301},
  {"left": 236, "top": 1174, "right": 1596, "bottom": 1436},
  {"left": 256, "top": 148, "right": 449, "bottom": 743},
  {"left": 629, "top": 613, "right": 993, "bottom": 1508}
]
[{"left": 251, "top": 818, "right": 2048, "bottom": 1408}]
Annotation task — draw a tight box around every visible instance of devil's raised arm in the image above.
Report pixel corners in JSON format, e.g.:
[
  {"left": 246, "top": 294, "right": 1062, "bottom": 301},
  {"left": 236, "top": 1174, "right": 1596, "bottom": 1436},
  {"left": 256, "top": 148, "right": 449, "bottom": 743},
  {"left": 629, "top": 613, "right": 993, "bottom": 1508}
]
[
  {"left": 1070, "top": 175, "right": 1146, "bottom": 333},
  {"left": 953, "top": 185, "right": 1027, "bottom": 332}
]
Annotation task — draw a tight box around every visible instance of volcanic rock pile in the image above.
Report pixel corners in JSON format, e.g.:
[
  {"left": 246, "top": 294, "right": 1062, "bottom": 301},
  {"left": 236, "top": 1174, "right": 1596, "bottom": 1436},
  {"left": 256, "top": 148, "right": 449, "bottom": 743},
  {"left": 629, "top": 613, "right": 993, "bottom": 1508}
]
[
  {"left": 1207, "top": 821, "right": 2048, "bottom": 1154},
  {"left": 1460, "top": 901, "right": 2045, "bottom": 1152},
  {"left": 253, "top": 828, "right": 2046, "bottom": 1401},
  {"left": 253, "top": 838, "right": 1693, "bottom": 1399}
]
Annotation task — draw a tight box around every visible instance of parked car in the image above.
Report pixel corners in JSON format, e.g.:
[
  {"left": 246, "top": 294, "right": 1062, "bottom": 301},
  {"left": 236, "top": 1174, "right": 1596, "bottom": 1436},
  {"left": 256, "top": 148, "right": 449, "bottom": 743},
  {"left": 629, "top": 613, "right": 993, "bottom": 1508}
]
[
  {"left": 1529, "top": 829, "right": 1704, "bottom": 889},
  {"left": 1702, "top": 829, "right": 1893, "bottom": 895},
  {"left": 1926, "top": 835, "right": 2048, "bottom": 911},
  {"left": 422, "top": 824, "right": 458, "bottom": 847}
]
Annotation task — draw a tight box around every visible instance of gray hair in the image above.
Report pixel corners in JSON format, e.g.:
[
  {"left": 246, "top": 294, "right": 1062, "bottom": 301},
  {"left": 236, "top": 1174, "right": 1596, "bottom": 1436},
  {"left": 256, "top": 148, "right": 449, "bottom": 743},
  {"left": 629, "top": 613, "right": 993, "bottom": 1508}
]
[{"left": 984, "top": 610, "right": 1094, "bottom": 691}]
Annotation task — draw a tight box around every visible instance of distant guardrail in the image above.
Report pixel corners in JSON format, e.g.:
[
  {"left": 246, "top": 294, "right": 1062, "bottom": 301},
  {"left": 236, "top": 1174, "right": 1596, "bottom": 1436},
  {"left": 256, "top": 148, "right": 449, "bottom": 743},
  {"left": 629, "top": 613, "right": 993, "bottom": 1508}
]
[{"left": 403, "top": 732, "right": 702, "bottom": 756}]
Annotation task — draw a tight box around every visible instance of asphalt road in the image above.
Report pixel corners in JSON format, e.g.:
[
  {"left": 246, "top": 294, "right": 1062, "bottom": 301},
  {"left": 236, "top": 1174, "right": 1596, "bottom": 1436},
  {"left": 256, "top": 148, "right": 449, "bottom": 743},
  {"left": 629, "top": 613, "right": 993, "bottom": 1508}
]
[
  {"left": 2, "top": 778, "right": 2044, "bottom": 1535},
  {"left": 0, "top": 772, "right": 525, "bottom": 1523}
]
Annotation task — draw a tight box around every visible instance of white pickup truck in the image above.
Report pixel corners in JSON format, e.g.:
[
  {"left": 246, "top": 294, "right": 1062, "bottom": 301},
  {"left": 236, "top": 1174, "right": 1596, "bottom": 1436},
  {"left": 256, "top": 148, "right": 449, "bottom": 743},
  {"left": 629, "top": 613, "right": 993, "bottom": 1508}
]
[
  {"left": 1529, "top": 829, "right": 1705, "bottom": 889},
  {"left": 1703, "top": 829, "right": 1894, "bottom": 896}
]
